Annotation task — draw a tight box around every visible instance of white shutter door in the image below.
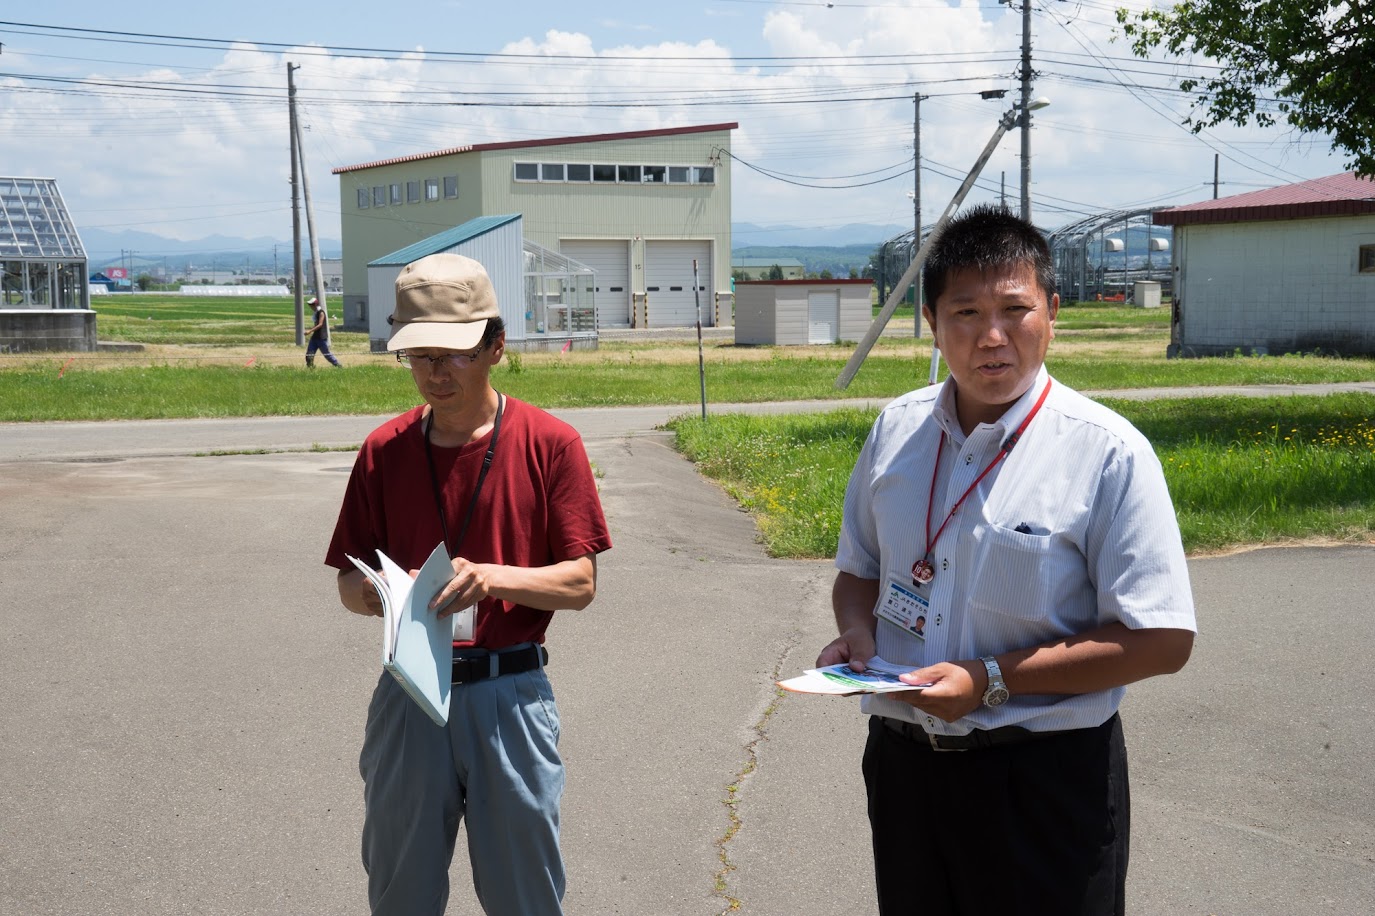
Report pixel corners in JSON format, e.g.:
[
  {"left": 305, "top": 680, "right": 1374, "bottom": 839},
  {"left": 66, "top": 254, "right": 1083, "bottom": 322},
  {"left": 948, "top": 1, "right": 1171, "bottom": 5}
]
[
  {"left": 560, "top": 240, "right": 630, "bottom": 326},
  {"left": 645, "top": 240, "right": 711, "bottom": 327},
  {"left": 807, "top": 290, "right": 839, "bottom": 343}
]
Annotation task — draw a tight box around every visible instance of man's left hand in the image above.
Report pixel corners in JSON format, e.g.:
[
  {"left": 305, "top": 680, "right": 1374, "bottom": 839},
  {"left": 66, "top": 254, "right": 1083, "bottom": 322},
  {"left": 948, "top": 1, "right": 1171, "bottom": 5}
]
[{"left": 894, "top": 660, "right": 988, "bottom": 723}]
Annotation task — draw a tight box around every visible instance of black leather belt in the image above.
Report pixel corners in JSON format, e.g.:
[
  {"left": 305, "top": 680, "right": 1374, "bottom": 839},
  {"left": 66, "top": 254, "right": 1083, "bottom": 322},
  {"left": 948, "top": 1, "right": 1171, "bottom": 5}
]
[
  {"left": 452, "top": 643, "right": 548, "bottom": 685},
  {"left": 876, "top": 714, "right": 1071, "bottom": 752}
]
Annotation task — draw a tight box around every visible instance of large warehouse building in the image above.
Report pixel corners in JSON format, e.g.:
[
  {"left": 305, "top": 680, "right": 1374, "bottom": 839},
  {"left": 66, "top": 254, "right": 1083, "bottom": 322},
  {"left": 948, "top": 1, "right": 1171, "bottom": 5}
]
[{"left": 333, "top": 122, "right": 735, "bottom": 335}]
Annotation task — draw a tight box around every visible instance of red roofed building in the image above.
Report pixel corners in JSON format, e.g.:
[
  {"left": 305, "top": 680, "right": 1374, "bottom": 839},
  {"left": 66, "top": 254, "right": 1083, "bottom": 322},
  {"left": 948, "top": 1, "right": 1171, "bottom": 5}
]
[{"left": 1153, "top": 172, "right": 1375, "bottom": 357}]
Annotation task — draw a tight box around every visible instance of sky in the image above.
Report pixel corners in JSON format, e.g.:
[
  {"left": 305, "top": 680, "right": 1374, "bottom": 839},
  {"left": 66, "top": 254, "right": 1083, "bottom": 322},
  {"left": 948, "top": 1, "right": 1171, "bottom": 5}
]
[{"left": 0, "top": 1, "right": 1349, "bottom": 252}]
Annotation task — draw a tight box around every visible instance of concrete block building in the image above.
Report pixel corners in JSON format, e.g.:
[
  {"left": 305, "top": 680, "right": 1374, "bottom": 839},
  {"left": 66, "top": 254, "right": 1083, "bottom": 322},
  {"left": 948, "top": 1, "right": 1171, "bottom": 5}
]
[
  {"left": 1154, "top": 172, "right": 1375, "bottom": 357},
  {"left": 333, "top": 123, "right": 735, "bottom": 332}
]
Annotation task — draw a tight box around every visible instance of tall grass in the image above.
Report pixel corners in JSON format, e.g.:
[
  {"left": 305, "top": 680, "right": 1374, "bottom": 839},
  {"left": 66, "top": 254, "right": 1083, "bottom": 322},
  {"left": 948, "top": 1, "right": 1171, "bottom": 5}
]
[{"left": 669, "top": 394, "right": 1375, "bottom": 557}]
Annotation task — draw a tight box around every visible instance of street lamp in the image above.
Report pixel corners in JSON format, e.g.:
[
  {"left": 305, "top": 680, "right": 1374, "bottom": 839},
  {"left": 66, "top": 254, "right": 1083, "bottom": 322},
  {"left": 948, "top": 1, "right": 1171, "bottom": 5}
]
[{"left": 838, "top": 97, "right": 1052, "bottom": 389}]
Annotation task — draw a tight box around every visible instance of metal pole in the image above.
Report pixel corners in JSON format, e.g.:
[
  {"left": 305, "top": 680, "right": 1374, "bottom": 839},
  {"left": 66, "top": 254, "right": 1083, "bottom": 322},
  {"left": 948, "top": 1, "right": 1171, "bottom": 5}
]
[
  {"left": 1213, "top": 153, "right": 1219, "bottom": 199},
  {"left": 288, "top": 62, "right": 304, "bottom": 346},
  {"left": 693, "top": 259, "right": 707, "bottom": 419},
  {"left": 837, "top": 107, "right": 1020, "bottom": 389},
  {"left": 1019, "top": 0, "right": 1034, "bottom": 222},
  {"left": 913, "top": 91, "right": 925, "bottom": 338}
]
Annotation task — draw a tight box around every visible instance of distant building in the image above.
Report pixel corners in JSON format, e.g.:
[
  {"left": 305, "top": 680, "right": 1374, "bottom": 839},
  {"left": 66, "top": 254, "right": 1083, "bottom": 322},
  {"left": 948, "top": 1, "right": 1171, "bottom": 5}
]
[
  {"left": 1155, "top": 172, "right": 1375, "bottom": 357},
  {"left": 732, "top": 257, "right": 805, "bottom": 280},
  {"left": 333, "top": 122, "right": 735, "bottom": 332}
]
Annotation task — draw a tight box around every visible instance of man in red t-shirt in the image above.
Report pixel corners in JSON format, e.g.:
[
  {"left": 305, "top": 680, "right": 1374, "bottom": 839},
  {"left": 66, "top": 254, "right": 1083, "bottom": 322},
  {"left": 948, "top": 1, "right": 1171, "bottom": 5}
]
[{"left": 326, "top": 253, "right": 611, "bottom": 916}]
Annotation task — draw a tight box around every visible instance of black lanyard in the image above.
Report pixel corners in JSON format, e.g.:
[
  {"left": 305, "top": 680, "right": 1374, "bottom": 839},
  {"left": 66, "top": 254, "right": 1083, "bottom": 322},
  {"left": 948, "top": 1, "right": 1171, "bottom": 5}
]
[{"left": 423, "top": 393, "right": 504, "bottom": 558}]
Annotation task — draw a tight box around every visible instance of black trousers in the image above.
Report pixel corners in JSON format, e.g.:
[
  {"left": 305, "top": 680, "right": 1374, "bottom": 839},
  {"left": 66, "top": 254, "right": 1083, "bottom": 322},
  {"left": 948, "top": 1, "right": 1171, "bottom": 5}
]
[{"left": 862, "top": 714, "right": 1129, "bottom": 916}]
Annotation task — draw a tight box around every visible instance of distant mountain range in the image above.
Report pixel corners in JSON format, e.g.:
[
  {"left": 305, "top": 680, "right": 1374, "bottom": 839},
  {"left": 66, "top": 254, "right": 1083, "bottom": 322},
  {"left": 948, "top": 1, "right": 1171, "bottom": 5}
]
[
  {"left": 731, "top": 222, "right": 906, "bottom": 248},
  {"left": 79, "top": 227, "right": 341, "bottom": 269},
  {"left": 76, "top": 221, "right": 901, "bottom": 264}
]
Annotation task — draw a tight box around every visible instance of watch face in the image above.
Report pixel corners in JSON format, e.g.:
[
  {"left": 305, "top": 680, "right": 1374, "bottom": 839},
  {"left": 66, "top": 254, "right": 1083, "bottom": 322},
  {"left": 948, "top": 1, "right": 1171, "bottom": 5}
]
[{"left": 985, "top": 686, "right": 1010, "bottom": 707}]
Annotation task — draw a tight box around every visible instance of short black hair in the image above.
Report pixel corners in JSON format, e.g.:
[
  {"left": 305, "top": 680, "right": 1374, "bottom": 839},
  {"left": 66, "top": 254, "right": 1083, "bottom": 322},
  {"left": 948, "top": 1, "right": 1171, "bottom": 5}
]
[
  {"left": 479, "top": 316, "right": 506, "bottom": 350},
  {"left": 922, "top": 204, "right": 1055, "bottom": 308}
]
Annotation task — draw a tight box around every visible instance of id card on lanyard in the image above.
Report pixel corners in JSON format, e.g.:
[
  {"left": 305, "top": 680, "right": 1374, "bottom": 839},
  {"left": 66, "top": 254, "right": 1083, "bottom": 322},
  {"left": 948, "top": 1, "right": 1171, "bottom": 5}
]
[{"left": 876, "top": 578, "right": 930, "bottom": 640}]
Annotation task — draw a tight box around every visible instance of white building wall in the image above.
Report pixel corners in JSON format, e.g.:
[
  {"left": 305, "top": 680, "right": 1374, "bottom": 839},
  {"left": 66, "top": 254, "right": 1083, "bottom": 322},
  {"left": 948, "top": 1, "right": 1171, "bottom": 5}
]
[
  {"left": 1177, "top": 214, "right": 1375, "bottom": 355},
  {"left": 773, "top": 288, "right": 810, "bottom": 346}
]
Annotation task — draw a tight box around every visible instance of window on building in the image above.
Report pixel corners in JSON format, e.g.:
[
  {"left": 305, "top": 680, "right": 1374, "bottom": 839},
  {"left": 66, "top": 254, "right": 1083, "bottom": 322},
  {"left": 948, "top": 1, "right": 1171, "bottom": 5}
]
[
  {"left": 668, "top": 166, "right": 691, "bottom": 183},
  {"left": 618, "top": 165, "right": 642, "bottom": 183},
  {"left": 373, "top": 186, "right": 386, "bottom": 206},
  {"left": 1361, "top": 244, "right": 1375, "bottom": 273},
  {"left": 407, "top": 181, "right": 421, "bottom": 203},
  {"left": 642, "top": 165, "right": 666, "bottom": 184},
  {"left": 357, "top": 188, "right": 370, "bottom": 209},
  {"left": 390, "top": 184, "right": 403, "bottom": 205},
  {"left": 514, "top": 162, "right": 539, "bottom": 181},
  {"left": 541, "top": 163, "right": 565, "bottom": 181},
  {"left": 425, "top": 178, "right": 440, "bottom": 201},
  {"left": 443, "top": 176, "right": 459, "bottom": 198},
  {"left": 592, "top": 164, "right": 617, "bottom": 183},
  {"left": 694, "top": 166, "right": 715, "bottom": 184},
  {"left": 566, "top": 163, "right": 591, "bottom": 182}
]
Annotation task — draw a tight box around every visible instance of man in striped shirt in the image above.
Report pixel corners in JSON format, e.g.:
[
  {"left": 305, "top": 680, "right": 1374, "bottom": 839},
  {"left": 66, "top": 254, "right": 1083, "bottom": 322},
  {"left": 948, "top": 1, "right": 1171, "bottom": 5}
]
[{"left": 819, "top": 204, "right": 1196, "bottom": 915}]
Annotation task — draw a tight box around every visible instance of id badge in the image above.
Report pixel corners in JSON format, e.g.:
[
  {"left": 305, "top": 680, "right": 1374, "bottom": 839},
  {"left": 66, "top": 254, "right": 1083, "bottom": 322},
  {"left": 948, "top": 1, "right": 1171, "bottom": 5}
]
[
  {"left": 451, "top": 604, "right": 475, "bottom": 642},
  {"left": 876, "top": 578, "right": 931, "bottom": 639}
]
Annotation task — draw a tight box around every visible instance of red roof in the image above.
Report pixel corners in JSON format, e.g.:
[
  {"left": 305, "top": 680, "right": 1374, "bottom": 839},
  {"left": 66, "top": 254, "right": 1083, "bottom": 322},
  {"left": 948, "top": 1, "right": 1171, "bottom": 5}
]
[
  {"left": 333, "top": 122, "right": 738, "bottom": 175},
  {"left": 1153, "top": 172, "right": 1375, "bottom": 226}
]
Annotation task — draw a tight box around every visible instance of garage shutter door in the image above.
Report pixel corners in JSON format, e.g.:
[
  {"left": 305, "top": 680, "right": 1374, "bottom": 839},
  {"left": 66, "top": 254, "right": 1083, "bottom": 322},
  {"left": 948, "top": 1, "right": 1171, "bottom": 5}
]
[
  {"left": 807, "top": 290, "right": 839, "bottom": 343},
  {"left": 645, "top": 241, "right": 711, "bottom": 327},
  {"left": 560, "top": 240, "right": 630, "bottom": 327}
]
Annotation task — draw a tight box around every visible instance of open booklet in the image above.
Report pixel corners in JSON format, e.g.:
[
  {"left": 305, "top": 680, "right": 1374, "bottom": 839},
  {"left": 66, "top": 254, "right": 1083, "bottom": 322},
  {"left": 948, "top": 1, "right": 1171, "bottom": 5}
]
[
  {"left": 778, "top": 656, "right": 934, "bottom": 696},
  {"left": 346, "top": 541, "right": 472, "bottom": 727}
]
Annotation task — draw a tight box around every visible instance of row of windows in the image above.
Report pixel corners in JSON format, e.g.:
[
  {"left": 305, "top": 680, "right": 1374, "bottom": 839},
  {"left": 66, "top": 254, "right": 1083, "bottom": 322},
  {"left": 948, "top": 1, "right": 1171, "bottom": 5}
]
[
  {"left": 357, "top": 176, "right": 459, "bottom": 209},
  {"left": 513, "top": 162, "right": 716, "bottom": 185}
]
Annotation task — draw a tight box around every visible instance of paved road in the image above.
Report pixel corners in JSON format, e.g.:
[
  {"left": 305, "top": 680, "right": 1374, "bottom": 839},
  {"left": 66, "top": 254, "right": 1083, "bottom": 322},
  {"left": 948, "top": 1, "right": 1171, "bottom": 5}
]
[{"left": 1, "top": 395, "right": 1372, "bottom": 915}]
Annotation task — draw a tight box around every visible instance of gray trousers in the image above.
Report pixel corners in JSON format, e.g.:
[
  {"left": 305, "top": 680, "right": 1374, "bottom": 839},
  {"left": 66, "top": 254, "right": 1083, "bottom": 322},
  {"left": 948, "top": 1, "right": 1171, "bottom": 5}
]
[{"left": 358, "top": 667, "right": 565, "bottom": 915}]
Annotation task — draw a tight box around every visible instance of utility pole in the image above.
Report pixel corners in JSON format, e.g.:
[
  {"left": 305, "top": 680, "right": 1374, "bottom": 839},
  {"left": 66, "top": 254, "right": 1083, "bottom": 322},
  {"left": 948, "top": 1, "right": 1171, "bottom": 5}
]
[
  {"left": 288, "top": 62, "right": 305, "bottom": 346},
  {"left": 1018, "top": 0, "right": 1035, "bottom": 222},
  {"left": 1213, "top": 153, "right": 1220, "bottom": 199},
  {"left": 295, "top": 104, "right": 330, "bottom": 346},
  {"left": 913, "top": 91, "right": 927, "bottom": 338}
]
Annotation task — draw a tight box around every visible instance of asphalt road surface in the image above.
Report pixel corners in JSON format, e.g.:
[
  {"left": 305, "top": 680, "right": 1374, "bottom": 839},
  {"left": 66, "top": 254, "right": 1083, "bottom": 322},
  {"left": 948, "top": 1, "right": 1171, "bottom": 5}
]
[{"left": 1, "top": 402, "right": 1371, "bottom": 915}]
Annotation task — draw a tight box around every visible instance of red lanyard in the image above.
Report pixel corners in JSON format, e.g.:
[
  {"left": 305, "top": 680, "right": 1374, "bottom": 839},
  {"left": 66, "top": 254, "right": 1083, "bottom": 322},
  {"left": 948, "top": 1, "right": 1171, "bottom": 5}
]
[{"left": 911, "top": 380, "right": 1052, "bottom": 586}]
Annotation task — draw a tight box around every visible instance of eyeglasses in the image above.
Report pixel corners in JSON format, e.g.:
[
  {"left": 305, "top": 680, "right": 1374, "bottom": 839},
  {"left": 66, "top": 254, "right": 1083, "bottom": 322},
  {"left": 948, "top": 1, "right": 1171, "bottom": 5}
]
[{"left": 396, "top": 347, "right": 486, "bottom": 371}]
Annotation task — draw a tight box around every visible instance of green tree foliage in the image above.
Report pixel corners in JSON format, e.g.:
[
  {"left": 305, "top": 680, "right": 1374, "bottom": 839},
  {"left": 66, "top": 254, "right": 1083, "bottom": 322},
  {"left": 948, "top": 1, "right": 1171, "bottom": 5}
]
[
  {"left": 766, "top": 263, "right": 785, "bottom": 281},
  {"left": 1118, "top": 1, "right": 1375, "bottom": 175}
]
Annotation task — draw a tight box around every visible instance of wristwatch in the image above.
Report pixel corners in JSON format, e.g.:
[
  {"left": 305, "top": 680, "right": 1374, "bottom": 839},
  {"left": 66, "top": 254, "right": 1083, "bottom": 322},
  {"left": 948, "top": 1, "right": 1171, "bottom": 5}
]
[{"left": 980, "top": 656, "right": 1009, "bottom": 707}]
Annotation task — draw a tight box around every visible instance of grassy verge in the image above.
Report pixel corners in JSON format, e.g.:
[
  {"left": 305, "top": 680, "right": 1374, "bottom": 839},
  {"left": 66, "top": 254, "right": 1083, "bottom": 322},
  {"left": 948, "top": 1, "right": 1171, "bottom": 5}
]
[
  {"left": 668, "top": 394, "right": 1375, "bottom": 557},
  {"left": 3, "top": 346, "right": 1374, "bottom": 422}
]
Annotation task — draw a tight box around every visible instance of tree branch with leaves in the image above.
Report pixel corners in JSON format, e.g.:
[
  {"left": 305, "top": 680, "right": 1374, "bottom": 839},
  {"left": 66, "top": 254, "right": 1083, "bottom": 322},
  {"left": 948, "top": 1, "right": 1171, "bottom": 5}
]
[{"left": 1117, "top": 0, "right": 1375, "bottom": 176}]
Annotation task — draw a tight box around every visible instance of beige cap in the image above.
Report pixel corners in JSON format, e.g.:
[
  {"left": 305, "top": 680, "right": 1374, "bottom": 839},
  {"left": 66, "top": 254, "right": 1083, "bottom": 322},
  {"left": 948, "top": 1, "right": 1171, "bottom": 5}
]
[{"left": 388, "top": 253, "right": 499, "bottom": 352}]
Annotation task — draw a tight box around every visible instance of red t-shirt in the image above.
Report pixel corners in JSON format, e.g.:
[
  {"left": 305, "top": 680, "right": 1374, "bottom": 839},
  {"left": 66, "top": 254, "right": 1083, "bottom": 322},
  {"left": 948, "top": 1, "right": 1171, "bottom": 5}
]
[{"left": 325, "top": 395, "right": 612, "bottom": 648}]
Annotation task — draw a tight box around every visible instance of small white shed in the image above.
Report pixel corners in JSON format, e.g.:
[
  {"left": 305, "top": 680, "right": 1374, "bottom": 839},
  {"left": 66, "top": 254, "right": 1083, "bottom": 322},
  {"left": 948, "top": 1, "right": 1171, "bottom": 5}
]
[
  {"left": 367, "top": 214, "right": 525, "bottom": 352},
  {"left": 734, "top": 279, "right": 873, "bottom": 345}
]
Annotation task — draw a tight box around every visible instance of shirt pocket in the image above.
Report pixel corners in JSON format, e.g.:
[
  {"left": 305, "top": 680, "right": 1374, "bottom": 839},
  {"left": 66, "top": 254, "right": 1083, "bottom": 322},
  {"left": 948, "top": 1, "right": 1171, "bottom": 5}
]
[{"left": 965, "top": 523, "right": 1054, "bottom": 620}]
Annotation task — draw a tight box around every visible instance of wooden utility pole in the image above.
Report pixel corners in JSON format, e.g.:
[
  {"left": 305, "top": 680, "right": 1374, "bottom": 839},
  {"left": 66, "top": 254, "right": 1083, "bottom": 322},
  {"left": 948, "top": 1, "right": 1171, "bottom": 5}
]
[{"left": 288, "top": 62, "right": 305, "bottom": 346}]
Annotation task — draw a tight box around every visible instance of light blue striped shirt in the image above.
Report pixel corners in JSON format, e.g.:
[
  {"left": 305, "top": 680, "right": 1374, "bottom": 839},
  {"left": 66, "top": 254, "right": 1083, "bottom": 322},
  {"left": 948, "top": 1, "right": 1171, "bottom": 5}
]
[{"left": 835, "top": 367, "right": 1197, "bottom": 735}]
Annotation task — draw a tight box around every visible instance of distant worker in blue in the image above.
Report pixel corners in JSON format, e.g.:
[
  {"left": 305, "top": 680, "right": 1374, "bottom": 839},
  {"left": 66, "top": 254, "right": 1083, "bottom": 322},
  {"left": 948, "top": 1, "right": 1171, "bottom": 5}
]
[{"left": 305, "top": 295, "right": 342, "bottom": 368}]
